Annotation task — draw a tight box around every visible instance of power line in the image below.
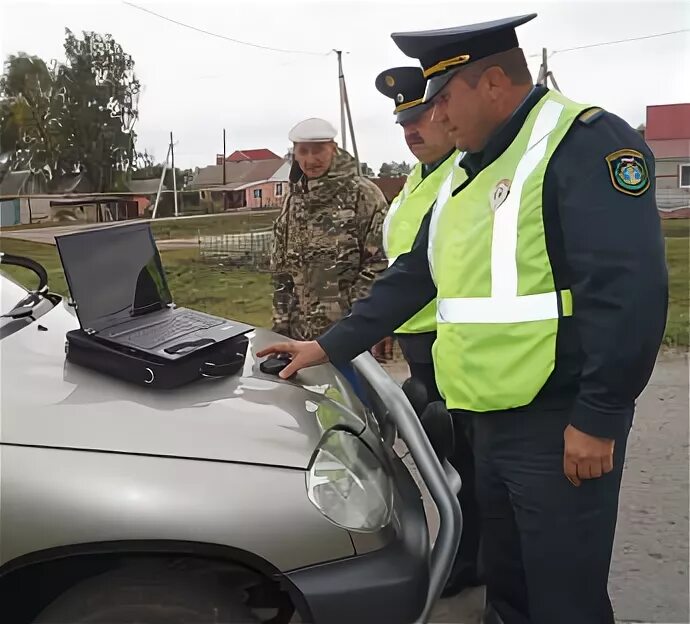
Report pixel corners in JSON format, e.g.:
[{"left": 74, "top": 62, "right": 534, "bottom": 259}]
[
  {"left": 529, "top": 28, "right": 689, "bottom": 57},
  {"left": 122, "top": 1, "right": 330, "bottom": 57}
]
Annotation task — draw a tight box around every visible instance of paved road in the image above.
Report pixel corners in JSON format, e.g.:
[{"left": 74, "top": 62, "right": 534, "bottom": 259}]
[
  {"left": 386, "top": 350, "right": 690, "bottom": 623},
  {"left": 1, "top": 223, "right": 198, "bottom": 250},
  {"left": 1, "top": 221, "right": 114, "bottom": 244},
  {"left": 0, "top": 210, "right": 279, "bottom": 249}
]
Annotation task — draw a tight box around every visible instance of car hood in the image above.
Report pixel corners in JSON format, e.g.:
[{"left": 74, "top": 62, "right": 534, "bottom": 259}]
[{"left": 0, "top": 289, "right": 368, "bottom": 469}]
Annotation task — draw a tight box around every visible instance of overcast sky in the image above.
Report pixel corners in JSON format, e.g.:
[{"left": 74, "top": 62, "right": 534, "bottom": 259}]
[{"left": 1, "top": 0, "right": 689, "bottom": 172}]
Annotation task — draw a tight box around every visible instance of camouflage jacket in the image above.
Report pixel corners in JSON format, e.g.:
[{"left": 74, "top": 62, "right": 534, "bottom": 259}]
[{"left": 270, "top": 148, "right": 388, "bottom": 340}]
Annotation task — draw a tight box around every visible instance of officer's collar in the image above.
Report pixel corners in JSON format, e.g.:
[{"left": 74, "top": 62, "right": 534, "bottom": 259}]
[
  {"left": 460, "top": 85, "right": 549, "bottom": 177},
  {"left": 421, "top": 148, "right": 456, "bottom": 179}
]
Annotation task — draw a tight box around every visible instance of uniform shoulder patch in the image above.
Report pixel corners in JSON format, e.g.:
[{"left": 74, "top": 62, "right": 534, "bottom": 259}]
[
  {"left": 578, "top": 107, "right": 604, "bottom": 125},
  {"left": 605, "top": 149, "right": 650, "bottom": 196}
]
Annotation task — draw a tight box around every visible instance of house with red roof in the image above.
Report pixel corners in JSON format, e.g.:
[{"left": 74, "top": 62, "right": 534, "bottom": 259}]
[
  {"left": 215, "top": 149, "right": 281, "bottom": 165},
  {"left": 190, "top": 156, "right": 289, "bottom": 212},
  {"left": 645, "top": 103, "right": 690, "bottom": 217}
]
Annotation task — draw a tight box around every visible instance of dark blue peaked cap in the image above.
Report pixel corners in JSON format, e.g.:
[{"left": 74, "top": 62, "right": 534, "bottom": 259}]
[
  {"left": 375, "top": 66, "right": 432, "bottom": 124},
  {"left": 391, "top": 14, "right": 537, "bottom": 102}
]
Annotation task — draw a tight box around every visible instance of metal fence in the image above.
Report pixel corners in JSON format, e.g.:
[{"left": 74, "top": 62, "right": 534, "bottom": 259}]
[
  {"left": 657, "top": 189, "right": 690, "bottom": 212},
  {"left": 199, "top": 228, "right": 274, "bottom": 270}
]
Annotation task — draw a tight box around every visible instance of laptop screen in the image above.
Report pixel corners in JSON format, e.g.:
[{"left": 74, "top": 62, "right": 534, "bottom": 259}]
[{"left": 56, "top": 222, "right": 173, "bottom": 331}]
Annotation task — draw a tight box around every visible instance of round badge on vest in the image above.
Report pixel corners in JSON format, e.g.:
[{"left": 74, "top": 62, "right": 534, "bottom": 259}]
[{"left": 490, "top": 178, "right": 511, "bottom": 212}]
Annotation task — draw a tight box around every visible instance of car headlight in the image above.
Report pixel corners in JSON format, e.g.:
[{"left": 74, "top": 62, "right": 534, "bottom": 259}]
[{"left": 306, "top": 429, "right": 393, "bottom": 533}]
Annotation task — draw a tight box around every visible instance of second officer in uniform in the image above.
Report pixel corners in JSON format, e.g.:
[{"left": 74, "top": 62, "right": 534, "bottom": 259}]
[{"left": 375, "top": 65, "right": 480, "bottom": 597}]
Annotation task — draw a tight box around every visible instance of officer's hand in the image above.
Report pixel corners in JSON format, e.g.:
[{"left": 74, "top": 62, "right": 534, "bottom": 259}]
[
  {"left": 563, "top": 424, "right": 615, "bottom": 487},
  {"left": 256, "top": 340, "right": 329, "bottom": 379},
  {"left": 372, "top": 336, "right": 395, "bottom": 362}
]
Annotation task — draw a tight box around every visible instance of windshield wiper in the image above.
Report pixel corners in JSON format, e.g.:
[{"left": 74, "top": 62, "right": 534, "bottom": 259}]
[{"left": 0, "top": 252, "right": 50, "bottom": 319}]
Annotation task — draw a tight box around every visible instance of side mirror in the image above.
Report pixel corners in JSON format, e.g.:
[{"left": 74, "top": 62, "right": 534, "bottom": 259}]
[{"left": 419, "top": 401, "right": 455, "bottom": 463}]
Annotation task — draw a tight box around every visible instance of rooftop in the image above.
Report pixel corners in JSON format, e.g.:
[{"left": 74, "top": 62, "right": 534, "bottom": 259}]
[
  {"left": 127, "top": 178, "right": 167, "bottom": 194},
  {"left": 646, "top": 103, "right": 690, "bottom": 141},
  {"left": 371, "top": 176, "right": 407, "bottom": 203},
  {"left": 226, "top": 149, "right": 281, "bottom": 162},
  {"left": 190, "top": 159, "right": 288, "bottom": 190}
]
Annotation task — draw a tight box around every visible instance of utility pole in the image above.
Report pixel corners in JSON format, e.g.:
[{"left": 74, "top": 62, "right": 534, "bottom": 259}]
[
  {"left": 536, "top": 48, "right": 561, "bottom": 92},
  {"left": 335, "top": 51, "right": 361, "bottom": 176},
  {"left": 536, "top": 48, "right": 547, "bottom": 85},
  {"left": 152, "top": 142, "right": 172, "bottom": 220},
  {"left": 341, "top": 75, "right": 361, "bottom": 176},
  {"left": 335, "top": 50, "right": 347, "bottom": 152},
  {"left": 170, "top": 131, "right": 179, "bottom": 217},
  {"left": 223, "top": 128, "right": 227, "bottom": 212}
]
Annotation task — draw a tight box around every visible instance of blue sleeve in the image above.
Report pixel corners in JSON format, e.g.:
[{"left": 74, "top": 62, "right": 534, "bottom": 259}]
[
  {"left": 552, "top": 112, "right": 669, "bottom": 438},
  {"left": 317, "top": 210, "right": 437, "bottom": 364}
]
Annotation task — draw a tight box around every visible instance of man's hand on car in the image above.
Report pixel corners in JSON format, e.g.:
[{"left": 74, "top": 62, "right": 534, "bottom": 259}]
[{"left": 257, "top": 341, "right": 328, "bottom": 379}]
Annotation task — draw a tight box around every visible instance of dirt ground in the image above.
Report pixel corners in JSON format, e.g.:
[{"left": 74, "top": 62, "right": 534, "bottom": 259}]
[{"left": 385, "top": 350, "right": 690, "bottom": 624}]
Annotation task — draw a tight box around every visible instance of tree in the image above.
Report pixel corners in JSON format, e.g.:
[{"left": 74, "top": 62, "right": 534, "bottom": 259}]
[
  {"left": 0, "top": 54, "right": 68, "bottom": 183},
  {"left": 378, "top": 161, "right": 411, "bottom": 177},
  {"left": 132, "top": 161, "right": 185, "bottom": 191},
  {"left": 395, "top": 161, "right": 412, "bottom": 176},
  {"left": 0, "top": 151, "right": 10, "bottom": 186},
  {"left": 135, "top": 149, "right": 155, "bottom": 170},
  {"left": 0, "top": 30, "right": 141, "bottom": 192},
  {"left": 360, "top": 161, "right": 374, "bottom": 177},
  {"left": 59, "top": 29, "right": 141, "bottom": 192},
  {"left": 378, "top": 162, "right": 393, "bottom": 177},
  {"left": 181, "top": 168, "right": 194, "bottom": 189}
]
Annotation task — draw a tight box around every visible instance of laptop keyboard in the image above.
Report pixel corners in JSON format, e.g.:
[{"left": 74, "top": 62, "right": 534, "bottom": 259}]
[{"left": 122, "top": 311, "right": 224, "bottom": 349}]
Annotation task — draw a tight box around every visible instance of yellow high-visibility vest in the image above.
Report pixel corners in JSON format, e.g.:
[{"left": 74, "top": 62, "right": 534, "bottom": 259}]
[
  {"left": 429, "top": 92, "right": 590, "bottom": 411},
  {"left": 383, "top": 152, "right": 457, "bottom": 334}
]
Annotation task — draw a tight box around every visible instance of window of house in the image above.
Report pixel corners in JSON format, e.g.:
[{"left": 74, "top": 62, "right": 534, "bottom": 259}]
[
  {"left": 680, "top": 164, "right": 690, "bottom": 189},
  {"left": 254, "top": 189, "right": 262, "bottom": 199},
  {"left": 200, "top": 191, "right": 207, "bottom": 200},
  {"left": 275, "top": 183, "right": 283, "bottom": 197}
]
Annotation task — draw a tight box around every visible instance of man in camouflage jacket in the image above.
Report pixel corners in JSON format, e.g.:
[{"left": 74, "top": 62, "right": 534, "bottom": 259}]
[{"left": 271, "top": 118, "right": 389, "bottom": 341}]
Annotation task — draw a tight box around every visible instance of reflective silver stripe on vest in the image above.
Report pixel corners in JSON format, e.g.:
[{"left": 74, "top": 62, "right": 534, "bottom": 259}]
[
  {"left": 437, "top": 292, "right": 561, "bottom": 323},
  {"left": 382, "top": 191, "right": 405, "bottom": 257},
  {"left": 428, "top": 174, "right": 452, "bottom": 284},
  {"left": 428, "top": 152, "right": 464, "bottom": 284},
  {"left": 433, "top": 100, "right": 566, "bottom": 323}
]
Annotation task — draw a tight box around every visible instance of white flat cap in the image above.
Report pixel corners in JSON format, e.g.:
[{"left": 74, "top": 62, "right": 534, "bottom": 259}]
[{"left": 288, "top": 118, "right": 337, "bottom": 143}]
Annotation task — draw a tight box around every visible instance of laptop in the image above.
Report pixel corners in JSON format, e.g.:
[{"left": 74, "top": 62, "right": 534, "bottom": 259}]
[{"left": 55, "top": 222, "right": 253, "bottom": 361}]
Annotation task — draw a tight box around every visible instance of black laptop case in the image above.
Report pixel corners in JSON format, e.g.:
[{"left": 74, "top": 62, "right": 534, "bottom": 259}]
[{"left": 65, "top": 329, "right": 249, "bottom": 389}]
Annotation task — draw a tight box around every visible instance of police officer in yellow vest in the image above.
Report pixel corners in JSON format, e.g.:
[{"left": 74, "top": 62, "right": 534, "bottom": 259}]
[
  {"left": 259, "top": 14, "right": 668, "bottom": 624},
  {"left": 375, "top": 65, "right": 481, "bottom": 597},
  {"left": 375, "top": 66, "right": 455, "bottom": 401}
]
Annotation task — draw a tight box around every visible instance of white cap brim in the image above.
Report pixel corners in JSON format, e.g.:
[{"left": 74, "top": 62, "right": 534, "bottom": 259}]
[{"left": 288, "top": 117, "right": 338, "bottom": 143}]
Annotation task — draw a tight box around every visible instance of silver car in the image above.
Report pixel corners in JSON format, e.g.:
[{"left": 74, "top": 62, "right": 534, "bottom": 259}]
[{"left": 0, "top": 252, "right": 461, "bottom": 624}]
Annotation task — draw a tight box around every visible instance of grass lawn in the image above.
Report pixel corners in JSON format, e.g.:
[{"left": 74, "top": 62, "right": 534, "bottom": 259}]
[
  {"left": 162, "top": 249, "right": 272, "bottom": 327},
  {"left": 1, "top": 222, "right": 688, "bottom": 346},
  {"left": 0, "top": 211, "right": 280, "bottom": 241},
  {"left": 0, "top": 220, "right": 58, "bottom": 231},
  {"left": 0, "top": 239, "right": 272, "bottom": 327},
  {"left": 664, "top": 236, "right": 689, "bottom": 347},
  {"left": 0, "top": 238, "right": 70, "bottom": 295},
  {"left": 150, "top": 212, "right": 279, "bottom": 240},
  {"left": 662, "top": 218, "right": 690, "bottom": 238}
]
